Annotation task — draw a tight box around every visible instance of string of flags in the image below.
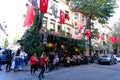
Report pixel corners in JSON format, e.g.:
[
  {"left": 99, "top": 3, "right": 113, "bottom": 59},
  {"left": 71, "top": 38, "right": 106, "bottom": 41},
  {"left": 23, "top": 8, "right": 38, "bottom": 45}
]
[
  {"left": 76, "top": 23, "right": 120, "bottom": 43},
  {"left": 23, "top": 0, "right": 120, "bottom": 43},
  {"left": 23, "top": 0, "right": 70, "bottom": 27}
]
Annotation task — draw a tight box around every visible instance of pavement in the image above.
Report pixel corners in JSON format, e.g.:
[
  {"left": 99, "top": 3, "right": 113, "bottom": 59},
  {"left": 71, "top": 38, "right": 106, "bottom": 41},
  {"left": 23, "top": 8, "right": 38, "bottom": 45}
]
[
  {"left": 1, "top": 63, "right": 120, "bottom": 80},
  {"left": 0, "top": 63, "right": 68, "bottom": 80}
]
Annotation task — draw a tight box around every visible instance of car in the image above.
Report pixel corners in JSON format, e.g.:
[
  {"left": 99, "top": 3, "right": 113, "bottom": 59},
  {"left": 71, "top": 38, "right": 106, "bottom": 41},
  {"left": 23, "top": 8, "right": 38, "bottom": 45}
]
[
  {"left": 98, "top": 54, "right": 117, "bottom": 65},
  {"left": 114, "top": 55, "right": 120, "bottom": 62},
  {"left": 0, "top": 49, "right": 10, "bottom": 64}
]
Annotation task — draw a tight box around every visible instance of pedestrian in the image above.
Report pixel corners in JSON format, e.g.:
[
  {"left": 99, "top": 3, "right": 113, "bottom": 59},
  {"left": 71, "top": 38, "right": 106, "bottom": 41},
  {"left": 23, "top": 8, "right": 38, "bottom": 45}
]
[
  {"left": 6, "top": 49, "right": 13, "bottom": 72},
  {"left": 48, "top": 52, "right": 55, "bottom": 71},
  {"left": 23, "top": 51, "right": 28, "bottom": 65},
  {"left": 14, "top": 49, "right": 21, "bottom": 72},
  {"left": 30, "top": 53, "right": 38, "bottom": 74},
  {"left": 38, "top": 52, "right": 48, "bottom": 78},
  {"left": 0, "top": 48, "right": 2, "bottom": 71},
  {"left": 19, "top": 50, "right": 25, "bottom": 69}
]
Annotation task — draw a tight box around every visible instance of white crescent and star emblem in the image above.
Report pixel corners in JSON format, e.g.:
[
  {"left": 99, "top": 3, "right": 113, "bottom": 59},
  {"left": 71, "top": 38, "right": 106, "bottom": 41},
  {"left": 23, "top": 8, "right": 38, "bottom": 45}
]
[{"left": 43, "top": 0, "right": 47, "bottom": 6}]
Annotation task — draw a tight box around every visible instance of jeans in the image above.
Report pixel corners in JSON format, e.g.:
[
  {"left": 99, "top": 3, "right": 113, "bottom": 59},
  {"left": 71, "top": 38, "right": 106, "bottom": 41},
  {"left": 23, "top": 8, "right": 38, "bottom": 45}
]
[
  {"left": 30, "top": 65, "right": 36, "bottom": 74},
  {"left": 39, "top": 66, "right": 45, "bottom": 77},
  {"left": 20, "top": 58, "right": 24, "bottom": 68},
  {"left": 0, "top": 58, "right": 1, "bottom": 69},
  {"left": 14, "top": 58, "right": 20, "bottom": 70},
  {"left": 6, "top": 61, "right": 12, "bottom": 71},
  {"left": 24, "top": 56, "right": 28, "bottom": 65}
]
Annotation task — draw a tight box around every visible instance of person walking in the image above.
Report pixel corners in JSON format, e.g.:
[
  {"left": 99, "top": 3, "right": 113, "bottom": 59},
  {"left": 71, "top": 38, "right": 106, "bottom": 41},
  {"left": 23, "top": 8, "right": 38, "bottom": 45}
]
[
  {"left": 24, "top": 51, "right": 28, "bottom": 65},
  {"left": 19, "top": 50, "right": 25, "bottom": 69},
  {"left": 30, "top": 53, "right": 38, "bottom": 74},
  {"left": 6, "top": 49, "right": 13, "bottom": 72},
  {"left": 38, "top": 52, "right": 48, "bottom": 78},
  {"left": 14, "top": 49, "right": 21, "bottom": 72}
]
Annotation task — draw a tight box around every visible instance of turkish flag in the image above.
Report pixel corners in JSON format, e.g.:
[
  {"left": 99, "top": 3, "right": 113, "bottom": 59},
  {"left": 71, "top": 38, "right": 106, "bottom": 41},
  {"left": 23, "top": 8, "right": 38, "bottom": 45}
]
[
  {"left": 109, "top": 36, "right": 115, "bottom": 42},
  {"left": 78, "top": 26, "right": 83, "bottom": 33},
  {"left": 86, "top": 29, "right": 91, "bottom": 38},
  {"left": 60, "top": 10, "right": 65, "bottom": 24},
  {"left": 114, "top": 36, "right": 119, "bottom": 43},
  {"left": 39, "top": 0, "right": 49, "bottom": 13},
  {"left": 23, "top": 5, "right": 34, "bottom": 27},
  {"left": 101, "top": 34, "right": 104, "bottom": 40},
  {"left": 65, "top": 13, "right": 70, "bottom": 20}
]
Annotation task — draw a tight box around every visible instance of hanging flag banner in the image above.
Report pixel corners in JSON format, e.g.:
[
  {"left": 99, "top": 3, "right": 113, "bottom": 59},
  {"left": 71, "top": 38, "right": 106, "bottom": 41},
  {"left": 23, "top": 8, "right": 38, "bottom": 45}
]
[
  {"left": 101, "top": 34, "right": 104, "bottom": 40},
  {"left": 78, "top": 26, "right": 83, "bottom": 33},
  {"left": 39, "top": 0, "right": 49, "bottom": 13},
  {"left": 65, "top": 12, "right": 70, "bottom": 20},
  {"left": 114, "top": 36, "right": 119, "bottom": 43},
  {"left": 85, "top": 29, "right": 91, "bottom": 38},
  {"left": 60, "top": 10, "right": 65, "bottom": 24},
  {"left": 23, "top": 1, "right": 35, "bottom": 27}
]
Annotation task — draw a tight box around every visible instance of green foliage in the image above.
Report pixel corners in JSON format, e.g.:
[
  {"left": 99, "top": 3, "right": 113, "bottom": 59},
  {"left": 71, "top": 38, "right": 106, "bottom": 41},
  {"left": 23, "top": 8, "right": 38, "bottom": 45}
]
[
  {"left": 46, "top": 34, "right": 86, "bottom": 53},
  {"left": 19, "top": 27, "right": 43, "bottom": 55},
  {"left": 111, "top": 21, "right": 120, "bottom": 50},
  {"left": 70, "top": 0, "right": 117, "bottom": 24},
  {"left": 13, "top": 35, "right": 21, "bottom": 45},
  {"left": 4, "top": 38, "right": 8, "bottom": 48},
  {"left": 70, "top": 0, "right": 117, "bottom": 55}
]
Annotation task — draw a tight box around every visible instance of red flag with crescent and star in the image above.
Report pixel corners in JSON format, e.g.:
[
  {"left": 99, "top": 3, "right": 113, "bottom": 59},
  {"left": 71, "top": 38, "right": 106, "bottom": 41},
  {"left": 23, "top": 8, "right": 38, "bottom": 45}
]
[
  {"left": 40, "top": 0, "right": 49, "bottom": 13},
  {"left": 60, "top": 10, "right": 65, "bottom": 24},
  {"left": 23, "top": 0, "right": 35, "bottom": 27}
]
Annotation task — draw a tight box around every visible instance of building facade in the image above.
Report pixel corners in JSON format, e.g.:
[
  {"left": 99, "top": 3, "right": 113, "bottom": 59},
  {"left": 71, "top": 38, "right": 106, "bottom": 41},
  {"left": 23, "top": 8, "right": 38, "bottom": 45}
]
[{"left": 40, "top": 0, "right": 87, "bottom": 40}]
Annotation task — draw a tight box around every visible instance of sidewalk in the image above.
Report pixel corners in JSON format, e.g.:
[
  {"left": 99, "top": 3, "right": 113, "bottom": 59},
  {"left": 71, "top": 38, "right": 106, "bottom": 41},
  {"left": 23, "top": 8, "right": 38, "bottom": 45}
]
[
  {"left": 0, "top": 64, "right": 39, "bottom": 80},
  {"left": 0, "top": 62, "right": 95, "bottom": 80}
]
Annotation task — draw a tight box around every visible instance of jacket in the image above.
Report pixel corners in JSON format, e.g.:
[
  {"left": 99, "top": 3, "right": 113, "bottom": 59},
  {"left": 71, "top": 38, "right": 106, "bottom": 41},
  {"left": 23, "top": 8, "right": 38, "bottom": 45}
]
[
  {"left": 30, "top": 56, "right": 37, "bottom": 65},
  {"left": 40, "top": 56, "right": 47, "bottom": 66}
]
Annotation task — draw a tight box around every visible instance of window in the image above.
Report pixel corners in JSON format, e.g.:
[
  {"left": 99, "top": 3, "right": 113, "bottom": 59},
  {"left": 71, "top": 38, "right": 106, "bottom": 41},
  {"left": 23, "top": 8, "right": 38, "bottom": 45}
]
[
  {"left": 50, "top": 19, "right": 55, "bottom": 30},
  {"left": 66, "top": 28, "right": 70, "bottom": 33},
  {"left": 50, "top": 23, "right": 55, "bottom": 30},
  {"left": 57, "top": 23, "right": 62, "bottom": 31},
  {"left": 74, "top": 13, "right": 79, "bottom": 21},
  {"left": 74, "top": 27, "right": 79, "bottom": 35},
  {"left": 82, "top": 15, "right": 85, "bottom": 22},
  {"left": 42, "top": 18, "right": 47, "bottom": 28}
]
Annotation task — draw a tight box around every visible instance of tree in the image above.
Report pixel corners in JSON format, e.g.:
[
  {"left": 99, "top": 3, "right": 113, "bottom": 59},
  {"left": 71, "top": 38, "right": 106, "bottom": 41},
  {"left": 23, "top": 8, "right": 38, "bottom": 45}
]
[
  {"left": 13, "top": 35, "right": 21, "bottom": 45},
  {"left": 18, "top": 1, "right": 45, "bottom": 55},
  {"left": 111, "top": 20, "right": 120, "bottom": 53},
  {"left": 70, "top": 0, "right": 117, "bottom": 55},
  {"left": 4, "top": 38, "right": 8, "bottom": 48},
  {"left": 19, "top": 28, "right": 44, "bottom": 55}
]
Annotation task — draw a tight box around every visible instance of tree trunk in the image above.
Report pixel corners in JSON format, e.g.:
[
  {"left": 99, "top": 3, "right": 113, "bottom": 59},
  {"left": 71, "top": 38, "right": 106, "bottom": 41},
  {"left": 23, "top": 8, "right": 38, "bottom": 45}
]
[
  {"left": 86, "top": 12, "right": 93, "bottom": 56},
  {"left": 33, "top": 1, "right": 44, "bottom": 33}
]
